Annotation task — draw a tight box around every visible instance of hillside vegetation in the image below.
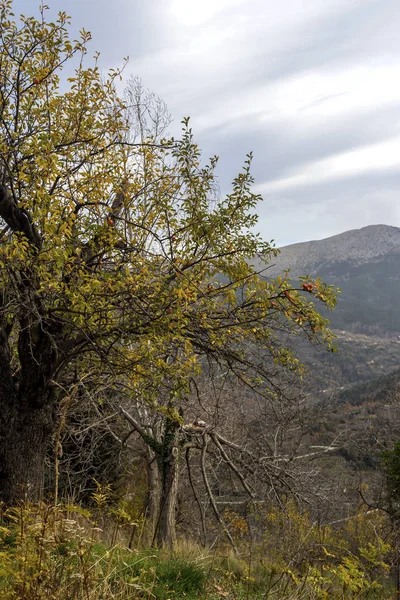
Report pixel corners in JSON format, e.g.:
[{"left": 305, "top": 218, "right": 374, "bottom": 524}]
[{"left": 1, "top": 2, "right": 400, "bottom": 598}]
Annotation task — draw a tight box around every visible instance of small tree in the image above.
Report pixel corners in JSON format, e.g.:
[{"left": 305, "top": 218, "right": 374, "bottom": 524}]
[
  {"left": 118, "top": 371, "right": 342, "bottom": 548},
  {"left": 0, "top": 0, "right": 336, "bottom": 507}
]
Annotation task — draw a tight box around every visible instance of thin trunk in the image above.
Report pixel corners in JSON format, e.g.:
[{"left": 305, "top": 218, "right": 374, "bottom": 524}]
[
  {"left": 153, "top": 418, "right": 180, "bottom": 548},
  {"left": 155, "top": 444, "right": 179, "bottom": 548},
  {"left": 119, "top": 407, "right": 180, "bottom": 548},
  {"left": 144, "top": 447, "right": 161, "bottom": 544}
]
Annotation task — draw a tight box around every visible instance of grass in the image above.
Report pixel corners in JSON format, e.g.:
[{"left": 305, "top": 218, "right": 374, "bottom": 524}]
[
  {"left": 0, "top": 502, "right": 396, "bottom": 599},
  {"left": 0, "top": 505, "right": 209, "bottom": 599}
]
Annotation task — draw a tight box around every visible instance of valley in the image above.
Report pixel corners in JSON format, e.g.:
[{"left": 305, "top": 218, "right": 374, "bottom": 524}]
[{"left": 257, "top": 224, "right": 400, "bottom": 397}]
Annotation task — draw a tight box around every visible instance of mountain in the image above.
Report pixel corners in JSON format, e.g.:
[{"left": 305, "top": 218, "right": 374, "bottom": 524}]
[
  {"left": 301, "top": 332, "right": 400, "bottom": 392},
  {"left": 337, "top": 365, "right": 400, "bottom": 407},
  {"left": 263, "top": 224, "right": 400, "bottom": 277},
  {"left": 254, "top": 224, "right": 400, "bottom": 394},
  {"left": 258, "top": 224, "right": 400, "bottom": 337},
  {"left": 253, "top": 225, "right": 400, "bottom": 487}
]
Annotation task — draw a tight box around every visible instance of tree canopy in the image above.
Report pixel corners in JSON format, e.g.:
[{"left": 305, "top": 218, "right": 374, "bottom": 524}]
[{"left": 0, "top": 0, "right": 337, "bottom": 505}]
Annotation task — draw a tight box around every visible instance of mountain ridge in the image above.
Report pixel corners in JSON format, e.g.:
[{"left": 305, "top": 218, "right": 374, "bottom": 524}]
[
  {"left": 263, "top": 224, "right": 400, "bottom": 276},
  {"left": 255, "top": 223, "right": 400, "bottom": 338}
]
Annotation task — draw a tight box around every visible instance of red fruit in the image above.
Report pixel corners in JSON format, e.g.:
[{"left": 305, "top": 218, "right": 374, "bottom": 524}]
[{"left": 33, "top": 77, "right": 40, "bottom": 85}]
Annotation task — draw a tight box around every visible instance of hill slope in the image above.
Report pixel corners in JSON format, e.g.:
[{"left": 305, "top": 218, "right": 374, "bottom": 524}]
[
  {"left": 258, "top": 224, "right": 400, "bottom": 337},
  {"left": 264, "top": 224, "right": 400, "bottom": 276}
]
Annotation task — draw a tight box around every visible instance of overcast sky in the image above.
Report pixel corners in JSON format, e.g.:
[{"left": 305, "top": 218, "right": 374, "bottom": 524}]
[{"left": 12, "top": 0, "right": 400, "bottom": 245}]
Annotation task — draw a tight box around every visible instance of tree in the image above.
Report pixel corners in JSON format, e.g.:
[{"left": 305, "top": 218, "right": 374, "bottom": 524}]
[
  {"left": 117, "top": 370, "right": 342, "bottom": 549},
  {"left": 0, "top": 0, "right": 337, "bottom": 507}
]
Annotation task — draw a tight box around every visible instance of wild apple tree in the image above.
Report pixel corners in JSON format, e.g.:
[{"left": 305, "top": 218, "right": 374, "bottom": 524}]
[{"left": 0, "top": 0, "right": 336, "bottom": 506}]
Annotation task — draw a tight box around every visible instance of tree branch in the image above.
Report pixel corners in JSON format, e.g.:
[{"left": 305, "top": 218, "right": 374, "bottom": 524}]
[
  {"left": 0, "top": 184, "right": 42, "bottom": 249},
  {"left": 200, "top": 434, "right": 238, "bottom": 554}
]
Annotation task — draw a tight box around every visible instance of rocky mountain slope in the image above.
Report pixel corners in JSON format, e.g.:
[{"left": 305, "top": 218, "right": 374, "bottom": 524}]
[
  {"left": 258, "top": 224, "right": 400, "bottom": 337},
  {"left": 254, "top": 224, "right": 400, "bottom": 394},
  {"left": 263, "top": 224, "right": 400, "bottom": 276},
  {"left": 252, "top": 224, "right": 400, "bottom": 495}
]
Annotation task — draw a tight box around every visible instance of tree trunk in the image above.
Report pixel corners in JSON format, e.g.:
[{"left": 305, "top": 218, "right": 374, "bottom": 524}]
[
  {"left": 0, "top": 325, "right": 57, "bottom": 504},
  {"left": 0, "top": 403, "right": 55, "bottom": 504},
  {"left": 120, "top": 408, "right": 181, "bottom": 548},
  {"left": 144, "top": 447, "right": 161, "bottom": 544},
  {"left": 156, "top": 445, "right": 179, "bottom": 548}
]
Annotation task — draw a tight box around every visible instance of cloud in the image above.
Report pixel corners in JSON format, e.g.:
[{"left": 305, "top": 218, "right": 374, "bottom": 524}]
[
  {"left": 11, "top": 0, "right": 400, "bottom": 243},
  {"left": 255, "top": 137, "right": 400, "bottom": 195},
  {"left": 256, "top": 170, "right": 400, "bottom": 246}
]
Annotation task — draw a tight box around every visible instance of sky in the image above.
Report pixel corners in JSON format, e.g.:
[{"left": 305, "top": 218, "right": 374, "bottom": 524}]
[{"left": 11, "top": 0, "right": 400, "bottom": 246}]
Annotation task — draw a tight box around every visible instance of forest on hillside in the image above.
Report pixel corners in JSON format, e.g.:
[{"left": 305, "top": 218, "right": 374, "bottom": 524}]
[{"left": 0, "top": 2, "right": 400, "bottom": 598}]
